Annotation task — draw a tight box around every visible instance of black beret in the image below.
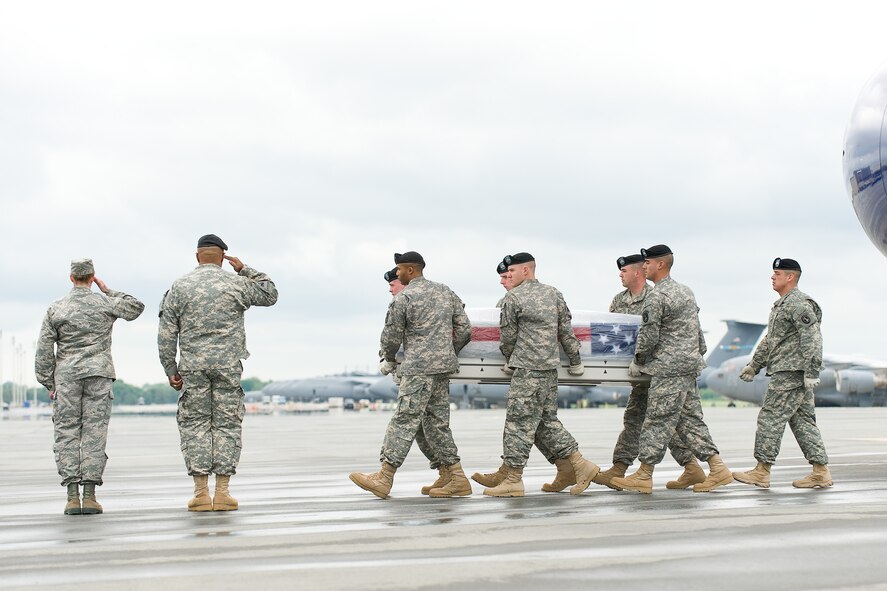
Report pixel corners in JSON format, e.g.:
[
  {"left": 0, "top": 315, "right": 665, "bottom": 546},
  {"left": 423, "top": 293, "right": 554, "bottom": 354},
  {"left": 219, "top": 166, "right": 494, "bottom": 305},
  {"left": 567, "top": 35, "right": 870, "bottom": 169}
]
[
  {"left": 384, "top": 267, "right": 400, "bottom": 282},
  {"left": 641, "top": 244, "right": 672, "bottom": 259},
  {"left": 497, "top": 259, "right": 508, "bottom": 274},
  {"left": 617, "top": 254, "right": 645, "bottom": 269},
  {"left": 394, "top": 251, "right": 425, "bottom": 267},
  {"left": 503, "top": 252, "right": 535, "bottom": 266},
  {"left": 773, "top": 257, "right": 801, "bottom": 272},
  {"left": 197, "top": 234, "right": 228, "bottom": 250}
]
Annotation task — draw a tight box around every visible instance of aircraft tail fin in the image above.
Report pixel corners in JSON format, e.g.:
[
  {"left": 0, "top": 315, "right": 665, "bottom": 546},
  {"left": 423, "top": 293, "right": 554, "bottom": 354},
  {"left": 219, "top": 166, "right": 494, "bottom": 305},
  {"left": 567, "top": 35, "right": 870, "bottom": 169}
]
[{"left": 705, "top": 320, "right": 766, "bottom": 368}]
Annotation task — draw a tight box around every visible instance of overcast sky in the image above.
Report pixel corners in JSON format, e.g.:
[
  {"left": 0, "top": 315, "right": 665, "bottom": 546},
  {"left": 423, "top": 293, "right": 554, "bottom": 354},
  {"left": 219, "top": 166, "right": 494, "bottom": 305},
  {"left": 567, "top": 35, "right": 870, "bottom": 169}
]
[{"left": 1, "top": 1, "right": 886, "bottom": 387}]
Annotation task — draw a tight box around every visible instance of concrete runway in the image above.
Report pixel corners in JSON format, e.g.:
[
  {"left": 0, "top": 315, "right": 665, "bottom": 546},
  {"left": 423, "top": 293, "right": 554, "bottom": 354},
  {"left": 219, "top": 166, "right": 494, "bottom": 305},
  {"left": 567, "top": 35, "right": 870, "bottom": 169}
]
[{"left": 2, "top": 407, "right": 887, "bottom": 590}]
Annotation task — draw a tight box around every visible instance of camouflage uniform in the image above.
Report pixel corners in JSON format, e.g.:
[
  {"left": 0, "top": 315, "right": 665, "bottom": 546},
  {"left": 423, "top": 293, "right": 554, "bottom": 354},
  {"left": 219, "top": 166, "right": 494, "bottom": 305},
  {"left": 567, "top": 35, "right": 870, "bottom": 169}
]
[
  {"left": 608, "top": 284, "right": 694, "bottom": 467},
  {"left": 748, "top": 288, "right": 827, "bottom": 465},
  {"left": 494, "top": 294, "right": 557, "bottom": 465},
  {"left": 499, "top": 279, "right": 581, "bottom": 468},
  {"left": 35, "top": 286, "right": 145, "bottom": 486},
  {"left": 378, "top": 276, "right": 471, "bottom": 468},
  {"left": 158, "top": 264, "right": 278, "bottom": 476},
  {"left": 634, "top": 276, "right": 719, "bottom": 465}
]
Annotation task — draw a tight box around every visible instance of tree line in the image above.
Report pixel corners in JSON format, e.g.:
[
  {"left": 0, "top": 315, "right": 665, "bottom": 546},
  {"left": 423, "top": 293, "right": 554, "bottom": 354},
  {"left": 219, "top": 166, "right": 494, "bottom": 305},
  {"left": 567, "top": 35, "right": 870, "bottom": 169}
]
[{"left": 1, "top": 377, "right": 270, "bottom": 406}]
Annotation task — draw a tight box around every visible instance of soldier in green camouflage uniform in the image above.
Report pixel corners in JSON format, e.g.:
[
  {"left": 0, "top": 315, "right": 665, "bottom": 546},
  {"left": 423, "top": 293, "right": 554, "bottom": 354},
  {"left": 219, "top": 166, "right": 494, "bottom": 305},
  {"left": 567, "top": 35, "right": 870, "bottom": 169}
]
[
  {"left": 158, "top": 234, "right": 278, "bottom": 511},
  {"left": 734, "top": 257, "right": 832, "bottom": 489},
  {"left": 593, "top": 254, "right": 703, "bottom": 491},
  {"left": 383, "top": 267, "right": 444, "bottom": 495},
  {"left": 350, "top": 251, "right": 473, "bottom": 499},
  {"left": 612, "top": 245, "right": 733, "bottom": 494},
  {"left": 35, "top": 258, "right": 145, "bottom": 515},
  {"left": 480, "top": 253, "right": 601, "bottom": 497},
  {"left": 472, "top": 257, "right": 576, "bottom": 493}
]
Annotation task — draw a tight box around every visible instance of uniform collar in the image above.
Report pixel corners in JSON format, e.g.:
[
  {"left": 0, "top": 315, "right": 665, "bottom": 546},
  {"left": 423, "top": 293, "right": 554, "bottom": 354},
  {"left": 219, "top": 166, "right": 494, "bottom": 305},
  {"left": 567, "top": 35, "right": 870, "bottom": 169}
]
[{"left": 774, "top": 287, "right": 798, "bottom": 307}]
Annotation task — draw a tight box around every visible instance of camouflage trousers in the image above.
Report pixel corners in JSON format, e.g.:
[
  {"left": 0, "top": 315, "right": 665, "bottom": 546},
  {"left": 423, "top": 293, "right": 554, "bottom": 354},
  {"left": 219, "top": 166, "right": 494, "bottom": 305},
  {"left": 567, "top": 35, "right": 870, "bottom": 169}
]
[
  {"left": 380, "top": 374, "right": 460, "bottom": 468},
  {"left": 638, "top": 374, "right": 718, "bottom": 465},
  {"left": 52, "top": 376, "right": 113, "bottom": 486},
  {"left": 502, "top": 368, "right": 579, "bottom": 468},
  {"left": 612, "top": 383, "right": 695, "bottom": 467},
  {"left": 177, "top": 366, "right": 245, "bottom": 476},
  {"left": 395, "top": 375, "right": 441, "bottom": 469},
  {"left": 755, "top": 371, "right": 828, "bottom": 465}
]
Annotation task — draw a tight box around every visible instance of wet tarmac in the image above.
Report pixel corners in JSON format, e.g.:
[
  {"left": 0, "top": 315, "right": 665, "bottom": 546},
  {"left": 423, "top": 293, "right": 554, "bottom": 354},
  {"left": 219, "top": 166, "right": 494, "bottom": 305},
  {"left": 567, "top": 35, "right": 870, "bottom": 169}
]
[{"left": 2, "top": 407, "right": 887, "bottom": 590}]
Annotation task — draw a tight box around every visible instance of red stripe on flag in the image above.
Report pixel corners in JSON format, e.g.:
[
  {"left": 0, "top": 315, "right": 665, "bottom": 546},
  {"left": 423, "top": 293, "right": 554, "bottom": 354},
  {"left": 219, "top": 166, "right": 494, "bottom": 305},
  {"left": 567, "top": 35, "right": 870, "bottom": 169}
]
[{"left": 470, "top": 326, "right": 591, "bottom": 341}]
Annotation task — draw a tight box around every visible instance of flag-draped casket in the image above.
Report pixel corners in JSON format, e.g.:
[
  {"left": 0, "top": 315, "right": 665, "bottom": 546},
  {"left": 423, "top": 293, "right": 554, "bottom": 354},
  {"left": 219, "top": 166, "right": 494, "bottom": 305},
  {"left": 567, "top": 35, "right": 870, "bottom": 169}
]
[{"left": 452, "top": 308, "right": 649, "bottom": 385}]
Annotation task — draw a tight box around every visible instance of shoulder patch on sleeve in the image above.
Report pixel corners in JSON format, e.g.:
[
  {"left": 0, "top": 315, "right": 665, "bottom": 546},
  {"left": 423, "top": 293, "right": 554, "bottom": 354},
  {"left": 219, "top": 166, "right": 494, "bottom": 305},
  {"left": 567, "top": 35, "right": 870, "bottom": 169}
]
[{"left": 800, "top": 312, "right": 813, "bottom": 325}]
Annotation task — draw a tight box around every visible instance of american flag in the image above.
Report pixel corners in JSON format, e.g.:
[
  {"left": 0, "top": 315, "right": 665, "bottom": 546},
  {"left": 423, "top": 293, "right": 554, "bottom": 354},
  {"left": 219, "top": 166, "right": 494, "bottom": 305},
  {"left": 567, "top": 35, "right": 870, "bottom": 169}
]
[{"left": 590, "top": 323, "right": 639, "bottom": 357}]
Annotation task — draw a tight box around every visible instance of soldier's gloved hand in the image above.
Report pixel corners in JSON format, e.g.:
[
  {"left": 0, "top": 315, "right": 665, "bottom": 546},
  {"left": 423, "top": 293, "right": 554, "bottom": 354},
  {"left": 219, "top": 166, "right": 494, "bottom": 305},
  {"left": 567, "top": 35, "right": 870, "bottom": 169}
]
[
  {"left": 501, "top": 364, "right": 514, "bottom": 376},
  {"left": 567, "top": 363, "right": 585, "bottom": 376},
  {"left": 628, "top": 361, "right": 643, "bottom": 377},
  {"left": 379, "top": 360, "right": 397, "bottom": 375},
  {"left": 391, "top": 374, "right": 401, "bottom": 385},
  {"left": 739, "top": 365, "right": 757, "bottom": 382},
  {"left": 804, "top": 376, "right": 821, "bottom": 390}
]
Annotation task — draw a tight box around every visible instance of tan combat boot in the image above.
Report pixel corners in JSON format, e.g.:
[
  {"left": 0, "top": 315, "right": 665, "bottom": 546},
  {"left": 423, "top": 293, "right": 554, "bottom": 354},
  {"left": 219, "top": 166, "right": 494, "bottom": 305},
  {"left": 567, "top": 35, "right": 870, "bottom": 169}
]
[
  {"left": 421, "top": 466, "right": 450, "bottom": 495},
  {"left": 64, "top": 483, "right": 81, "bottom": 515},
  {"left": 610, "top": 463, "right": 654, "bottom": 494},
  {"left": 693, "top": 454, "right": 734, "bottom": 492},
  {"left": 349, "top": 463, "right": 396, "bottom": 499},
  {"left": 592, "top": 462, "right": 629, "bottom": 490},
  {"left": 213, "top": 474, "right": 239, "bottom": 511},
  {"left": 188, "top": 475, "right": 213, "bottom": 512},
  {"left": 792, "top": 464, "right": 833, "bottom": 488},
  {"left": 471, "top": 463, "right": 507, "bottom": 487},
  {"left": 733, "top": 462, "right": 771, "bottom": 488},
  {"left": 541, "top": 458, "right": 576, "bottom": 493},
  {"left": 568, "top": 451, "right": 601, "bottom": 495},
  {"left": 81, "top": 483, "right": 103, "bottom": 515},
  {"left": 429, "top": 462, "right": 473, "bottom": 497},
  {"left": 666, "top": 459, "right": 706, "bottom": 489},
  {"left": 483, "top": 465, "right": 525, "bottom": 497}
]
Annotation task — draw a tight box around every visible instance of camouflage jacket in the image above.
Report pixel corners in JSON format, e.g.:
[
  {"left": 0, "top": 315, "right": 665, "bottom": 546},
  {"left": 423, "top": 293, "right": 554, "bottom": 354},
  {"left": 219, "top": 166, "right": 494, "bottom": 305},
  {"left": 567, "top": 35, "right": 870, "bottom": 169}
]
[
  {"left": 35, "top": 287, "right": 145, "bottom": 390},
  {"left": 379, "top": 276, "right": 471, "bottom": 375},
  {"left": 609, "top": 283, "right": 652, "bottom": 315},
  {"left": 634, "top": 276, "right": 706, "bottom": 377},
  {"left": 158, "top": 264, "right": 278, "bottom": 375},
  {"left": 750, "top": 287, "right": 823, "bottom": 377},
  {"left": 500, "top": 279, "right": 581, "bottom": 370}
]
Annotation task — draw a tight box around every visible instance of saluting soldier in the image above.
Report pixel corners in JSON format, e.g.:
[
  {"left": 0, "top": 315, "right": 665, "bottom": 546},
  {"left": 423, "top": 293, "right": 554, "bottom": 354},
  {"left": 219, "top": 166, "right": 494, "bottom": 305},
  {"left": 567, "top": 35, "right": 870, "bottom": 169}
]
[
  {"left": 734, "top": 258, "right": 832, "bottom": 488},
  {"left": 593, "top": 254, "right": 703, "bottom": 491},
  {"left": 477, "top": 252, "right": 600, "bottom": 497},
  {"left": 35, "top": 258, "right": 145, "bottom": 515},
  {"left": 351, "top": 252, "right": 473, "bottom": 499},
  {"left": 611, "top": 245, "right": 733, "bottom": 493},
  {"left": 158, "top": 234, "right": 278, "bottom": 511}
]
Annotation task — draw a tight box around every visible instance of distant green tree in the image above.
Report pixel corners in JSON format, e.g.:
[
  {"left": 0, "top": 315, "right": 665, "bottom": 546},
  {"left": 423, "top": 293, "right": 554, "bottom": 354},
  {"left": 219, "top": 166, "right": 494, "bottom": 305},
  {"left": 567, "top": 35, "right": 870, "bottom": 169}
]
[{"left": 241, "top": 376, "right": 269, "bottom": 392}]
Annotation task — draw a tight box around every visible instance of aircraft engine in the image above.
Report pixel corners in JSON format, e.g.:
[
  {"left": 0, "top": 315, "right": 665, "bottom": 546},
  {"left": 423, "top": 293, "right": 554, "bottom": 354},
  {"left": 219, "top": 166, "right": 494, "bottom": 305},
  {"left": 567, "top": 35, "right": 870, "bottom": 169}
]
[
  {"left": 835, "top": 370, "right": 887, "bottom": 394},
  {"left": 843, "top": 61, "right": 887, "bottom": 258}
]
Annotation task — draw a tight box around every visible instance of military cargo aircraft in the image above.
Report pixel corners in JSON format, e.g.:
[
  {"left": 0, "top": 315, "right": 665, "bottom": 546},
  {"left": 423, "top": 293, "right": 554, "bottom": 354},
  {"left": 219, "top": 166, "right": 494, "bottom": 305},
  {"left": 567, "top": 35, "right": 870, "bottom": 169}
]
[{"left": 706, "top": 353, "right": 887, "bottom": 407}]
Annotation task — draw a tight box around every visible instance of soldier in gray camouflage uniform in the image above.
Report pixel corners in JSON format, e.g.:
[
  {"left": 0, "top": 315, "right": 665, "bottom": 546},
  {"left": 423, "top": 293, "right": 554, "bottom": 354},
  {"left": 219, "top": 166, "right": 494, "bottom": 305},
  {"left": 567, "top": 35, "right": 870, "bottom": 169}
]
[
  {"left": 158, "top": 234, "right": 278, "bottom": 511},
  {"left": 472, "top": 257, "right": 578, "bottom": 493},
  {"left": 593, "top": 254, "right": 704, "bottom": 491},
  {"left": 479, "top": 252, "right": 601, "bottom": 497},
  {"left": 611, "top": 245, "right": 733, "bottom": 494},
  {"left": 35, "top": 258, "right": 145, "bottom": 515},
  {"left": 350, "top": 251, "right": 473, "bottom": 499},
  {"left": 383, "top": 267, "right": 445, "bottom": 495},
  {"left": 734, "top": 257, "right": 832, "bottom": 489}
]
